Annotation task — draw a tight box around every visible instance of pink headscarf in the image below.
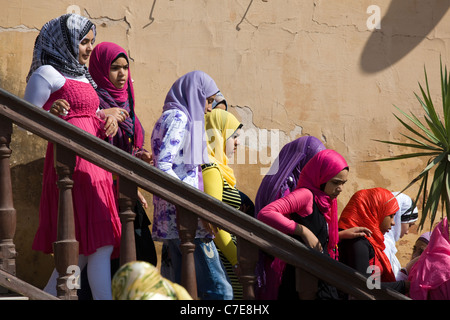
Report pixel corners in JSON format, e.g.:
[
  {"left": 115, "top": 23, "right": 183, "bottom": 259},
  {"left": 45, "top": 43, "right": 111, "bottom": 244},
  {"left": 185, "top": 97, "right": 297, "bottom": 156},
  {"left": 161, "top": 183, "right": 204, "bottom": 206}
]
[
  {"left": 408, "top": 217, "right": 450, "bottom": 300},
  {"left": 296, "top": 149, "right": 348, "bottom": 259},
  {"left": 89, "top": 42, "right": 145, "bottom": 152},
  {"left": 89, "top": 42, "right": 131, "bottom": 102}
]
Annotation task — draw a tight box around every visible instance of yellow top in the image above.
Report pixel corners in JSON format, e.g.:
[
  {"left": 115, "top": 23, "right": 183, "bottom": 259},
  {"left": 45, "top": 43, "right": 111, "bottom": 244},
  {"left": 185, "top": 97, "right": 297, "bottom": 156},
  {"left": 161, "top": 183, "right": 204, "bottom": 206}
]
[{"left": 202, "top": 164, "right": 238, "bottom": 266}]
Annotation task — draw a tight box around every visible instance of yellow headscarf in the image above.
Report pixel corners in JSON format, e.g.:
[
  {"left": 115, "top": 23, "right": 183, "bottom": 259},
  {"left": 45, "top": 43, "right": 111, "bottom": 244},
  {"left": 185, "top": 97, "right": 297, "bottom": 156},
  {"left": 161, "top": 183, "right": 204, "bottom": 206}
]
[
  {"left": 112, "top": 261, "right": 192, "bottom": 300},
  {"left": 205, "top": 108, "right": 242, "bottom": 187}
]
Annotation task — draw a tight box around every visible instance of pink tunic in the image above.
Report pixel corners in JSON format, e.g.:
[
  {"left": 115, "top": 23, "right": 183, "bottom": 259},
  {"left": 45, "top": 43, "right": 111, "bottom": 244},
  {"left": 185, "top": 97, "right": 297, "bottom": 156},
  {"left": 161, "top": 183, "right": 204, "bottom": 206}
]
[{"left": 32, "top": 78, "right": 121, "bottom": 258}]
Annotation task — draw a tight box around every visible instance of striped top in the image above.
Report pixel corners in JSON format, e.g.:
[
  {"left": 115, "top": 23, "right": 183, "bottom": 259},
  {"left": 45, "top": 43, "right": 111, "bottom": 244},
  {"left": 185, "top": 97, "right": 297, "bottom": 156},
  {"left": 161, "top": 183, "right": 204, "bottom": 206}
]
[{"left": 201, "top": 163, "right": 241, "bottom": 209}]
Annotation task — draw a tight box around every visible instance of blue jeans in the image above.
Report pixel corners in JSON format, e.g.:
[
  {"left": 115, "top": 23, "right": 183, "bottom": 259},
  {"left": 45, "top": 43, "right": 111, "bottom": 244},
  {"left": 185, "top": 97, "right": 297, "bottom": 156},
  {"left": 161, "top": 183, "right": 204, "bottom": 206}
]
[{"left": 161, "top": 238, "right": 233, "bottom": 300}]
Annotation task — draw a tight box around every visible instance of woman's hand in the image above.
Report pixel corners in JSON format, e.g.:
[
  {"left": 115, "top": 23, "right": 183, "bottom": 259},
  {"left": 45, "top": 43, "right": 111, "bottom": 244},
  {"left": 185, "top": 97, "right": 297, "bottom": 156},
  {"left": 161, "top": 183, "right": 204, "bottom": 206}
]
[
  {"left": 138, "top": 190, "right": 148, "bottom": 209},
  {"left": 50, "top": 99, "right": 70, "bottom": 116},
  {"left": 104, "top": 115, "right": 119, "bottom": 137},
  {"left": 339, "top": 227, "right": 372, "bottom": 240},
  {"left": 295, "top": 224, "right": 323, "bottom": 252},
  {"left": 136, "top": 150, "right": 154, "bottom": 165},
  {"left": 405, "top": 256, "right": 420, "bottom": 273},
  {"left": 103, "top": 107, "right": 129, "bottom": 123}
]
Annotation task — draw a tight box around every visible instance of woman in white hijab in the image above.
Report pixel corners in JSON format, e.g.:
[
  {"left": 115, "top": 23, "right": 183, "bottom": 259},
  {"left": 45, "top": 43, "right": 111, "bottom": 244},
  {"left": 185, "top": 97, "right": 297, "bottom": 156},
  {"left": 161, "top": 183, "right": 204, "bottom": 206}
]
[{"left": 384, "top": 192, "right": 418, "bottom": 280}]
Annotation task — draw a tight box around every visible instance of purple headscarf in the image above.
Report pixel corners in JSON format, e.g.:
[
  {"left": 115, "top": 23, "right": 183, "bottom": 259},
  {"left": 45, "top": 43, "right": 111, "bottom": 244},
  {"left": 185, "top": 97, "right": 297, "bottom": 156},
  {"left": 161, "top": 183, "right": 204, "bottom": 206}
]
[
  {"left": 254, "top": 136, "right": 325, "bottom": 215},
  {"left": 163, "top": 70, "right": 219, "bottom": 165}
]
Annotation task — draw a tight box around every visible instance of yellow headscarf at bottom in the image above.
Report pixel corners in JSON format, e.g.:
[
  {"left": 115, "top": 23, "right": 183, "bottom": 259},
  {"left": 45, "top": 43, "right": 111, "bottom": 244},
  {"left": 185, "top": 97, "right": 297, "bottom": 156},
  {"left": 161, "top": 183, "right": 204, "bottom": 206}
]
[
  {"left": 204, "top": 108, "right": 242, "bottom": 187},
  {"left": 112, "top": 261, "right": 192, "bottom": 300}
]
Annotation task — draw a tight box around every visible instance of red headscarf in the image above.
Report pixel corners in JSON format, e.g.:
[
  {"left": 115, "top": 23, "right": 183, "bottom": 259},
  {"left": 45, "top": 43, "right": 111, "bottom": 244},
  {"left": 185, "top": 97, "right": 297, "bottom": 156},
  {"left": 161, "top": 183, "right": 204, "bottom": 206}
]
[
  {"left": 339, "top": 188, "right": 399, "bottom": 282},
  {"left": 296, "top": 149, "right": 348, "bottom": 259}
]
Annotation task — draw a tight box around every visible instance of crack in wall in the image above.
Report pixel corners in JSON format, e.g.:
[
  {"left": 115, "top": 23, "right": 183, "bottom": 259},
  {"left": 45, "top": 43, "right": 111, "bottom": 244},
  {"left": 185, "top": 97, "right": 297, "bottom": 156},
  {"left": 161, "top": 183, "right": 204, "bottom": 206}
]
[
  {"left": 84, "top": 9, "right": 132, "bottom": 31},
  {"left": 0, "top": 25, "right": 39, "bottom": 33},
  {"left": 232, "top": 104, "right": 306, "bottom": 151}
]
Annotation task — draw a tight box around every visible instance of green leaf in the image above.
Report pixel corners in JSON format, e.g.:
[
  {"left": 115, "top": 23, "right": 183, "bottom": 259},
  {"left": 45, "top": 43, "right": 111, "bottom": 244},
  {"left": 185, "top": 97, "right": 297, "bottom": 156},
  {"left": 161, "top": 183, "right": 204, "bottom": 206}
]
[
  {"left": 423, "top": 161, "right": 447, "bottom": 229},
  {"left": 393, "top": 106, "right": 439, "bottom": 145},
  {"left": 375, "top": 62, "right": 450, "bottom": 230},
  {"left": 373, "top": 138, "right": 440, "bottom": 151},
  {"left": 424, "top": 116, "right": 449, "bottom": 149},
  {"left": 398, "top": 133, "right": 442, "bottom": 151},
  {"left": 368, "top": 151, "right": 441, "bottom": 162}
]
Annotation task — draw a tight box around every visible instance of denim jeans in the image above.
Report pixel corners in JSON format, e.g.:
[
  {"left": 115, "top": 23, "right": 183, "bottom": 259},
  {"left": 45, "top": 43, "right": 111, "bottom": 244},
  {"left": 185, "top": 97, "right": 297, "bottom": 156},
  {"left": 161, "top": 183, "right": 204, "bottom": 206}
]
[{"left": 161, "top": 238, "right": 233, "bottom": 300}]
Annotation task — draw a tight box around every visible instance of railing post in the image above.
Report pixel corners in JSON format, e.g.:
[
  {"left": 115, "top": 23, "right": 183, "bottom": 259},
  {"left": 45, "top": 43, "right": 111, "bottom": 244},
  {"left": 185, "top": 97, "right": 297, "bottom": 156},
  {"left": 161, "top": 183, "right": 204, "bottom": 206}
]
[
  {"left": 53, "top": 144, "right": 78, "bottom": 300},
  {"left": 237, "top": 236, "right": 258, "bottom": 300},
  {"left": 0, "top": 117, "right": 17, "bottom": 276},
  {"left": 176, "top": 206, "right": 198, "bottom": 299},
  {"left": 118, "top": 177, "right": 137, "bottom": 266}
]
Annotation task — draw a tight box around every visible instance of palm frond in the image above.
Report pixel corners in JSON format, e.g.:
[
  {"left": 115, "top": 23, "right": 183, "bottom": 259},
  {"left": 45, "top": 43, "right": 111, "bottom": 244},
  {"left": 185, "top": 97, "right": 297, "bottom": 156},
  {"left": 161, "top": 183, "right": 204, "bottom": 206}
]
[
  {"left": 373, "top": 62, "right": 450, "bottom": 229},
  {"left": 393, "top": 106, "right": 440, "bottom": 145}
]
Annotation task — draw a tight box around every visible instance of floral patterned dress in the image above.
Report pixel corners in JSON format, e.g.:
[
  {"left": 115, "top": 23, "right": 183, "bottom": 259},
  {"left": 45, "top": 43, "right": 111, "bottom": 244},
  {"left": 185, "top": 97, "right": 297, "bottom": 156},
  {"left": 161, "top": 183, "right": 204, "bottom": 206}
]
[{"left": 151, "top": 109, "right": 212, "bottom": 240}]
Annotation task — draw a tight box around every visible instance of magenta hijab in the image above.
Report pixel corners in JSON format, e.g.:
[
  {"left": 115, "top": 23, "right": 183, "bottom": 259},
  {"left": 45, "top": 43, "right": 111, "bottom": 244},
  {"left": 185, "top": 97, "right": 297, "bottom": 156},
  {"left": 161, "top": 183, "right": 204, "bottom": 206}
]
[
  {"left": 409, "top": 217, "right": 450, "bottom": 300},
  {"left": 163, "top": 70, "right": 219, "bottom": 165},
  {"left": 89, "top": 42, "right": 145, "bottom": 152},
  {"left": 89, "top": 42, "right": 130, "bottom": 102},
  {"left": 296, "top": 149, "right": 348, "bottom": 259}
]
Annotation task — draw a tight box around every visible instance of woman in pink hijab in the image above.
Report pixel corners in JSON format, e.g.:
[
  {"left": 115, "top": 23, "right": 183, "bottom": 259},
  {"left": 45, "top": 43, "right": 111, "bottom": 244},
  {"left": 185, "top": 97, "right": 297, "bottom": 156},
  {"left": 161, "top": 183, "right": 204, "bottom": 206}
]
[
  {"left": 258, "top": 149, "right": 351, "bottom": 299},
  {"left": 88, "top": 42, "right": 155, "bottom": 256},
  {"left": 89, "top": 42, "right": 147, "bottom": 158},
  {"left": 408, "top": 217, "right": 450, "bottom": 300}
]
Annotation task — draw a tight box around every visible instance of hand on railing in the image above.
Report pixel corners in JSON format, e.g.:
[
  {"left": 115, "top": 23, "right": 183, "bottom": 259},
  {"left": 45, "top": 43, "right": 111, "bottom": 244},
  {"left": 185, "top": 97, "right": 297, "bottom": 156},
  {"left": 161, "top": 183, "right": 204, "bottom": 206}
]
[
  {"left": 136, "top": 149, "right": 153, "bottom": 165},
  {"left": 294, "top": 224, "right": 323, "bottom": 252}
]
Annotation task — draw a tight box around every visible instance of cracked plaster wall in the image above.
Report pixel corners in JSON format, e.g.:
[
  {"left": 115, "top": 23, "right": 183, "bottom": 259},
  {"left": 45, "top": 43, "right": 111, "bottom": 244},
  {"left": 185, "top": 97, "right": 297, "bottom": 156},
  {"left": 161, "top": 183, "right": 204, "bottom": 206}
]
[{"left": 1, "top": 0, "right": 450, "bottom": 287}]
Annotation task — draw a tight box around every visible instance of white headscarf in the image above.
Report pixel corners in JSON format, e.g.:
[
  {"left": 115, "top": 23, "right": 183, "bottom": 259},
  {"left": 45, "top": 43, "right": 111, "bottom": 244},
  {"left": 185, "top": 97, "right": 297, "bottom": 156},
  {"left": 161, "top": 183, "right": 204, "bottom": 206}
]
[{"left": 384, "top": 192, "right": 418, "bottom": 279}]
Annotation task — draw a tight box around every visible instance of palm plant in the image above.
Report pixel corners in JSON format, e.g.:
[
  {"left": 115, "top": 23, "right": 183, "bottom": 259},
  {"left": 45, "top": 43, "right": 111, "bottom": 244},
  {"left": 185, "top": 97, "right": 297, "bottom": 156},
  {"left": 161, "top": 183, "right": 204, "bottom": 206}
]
[{"left": 373, "top": 59, "right": 450, "bottom": 230}]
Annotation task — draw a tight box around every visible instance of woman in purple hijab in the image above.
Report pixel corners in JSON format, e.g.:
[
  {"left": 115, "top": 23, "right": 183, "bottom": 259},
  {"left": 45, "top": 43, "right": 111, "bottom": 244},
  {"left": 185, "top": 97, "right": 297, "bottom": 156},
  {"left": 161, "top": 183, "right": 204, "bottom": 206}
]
[
  {"left": 254, "top": 136, "right": 325, "bottom": 299},
  {"left": 151, "top": 71, "right": 233, "bottom": 299}
]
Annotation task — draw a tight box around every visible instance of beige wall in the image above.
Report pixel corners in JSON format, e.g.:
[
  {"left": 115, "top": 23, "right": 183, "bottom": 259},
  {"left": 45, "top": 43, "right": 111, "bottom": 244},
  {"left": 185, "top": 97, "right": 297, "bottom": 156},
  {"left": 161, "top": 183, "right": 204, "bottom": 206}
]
[{"left": 2, "top": 0, "right": 448, "bottom": 288}]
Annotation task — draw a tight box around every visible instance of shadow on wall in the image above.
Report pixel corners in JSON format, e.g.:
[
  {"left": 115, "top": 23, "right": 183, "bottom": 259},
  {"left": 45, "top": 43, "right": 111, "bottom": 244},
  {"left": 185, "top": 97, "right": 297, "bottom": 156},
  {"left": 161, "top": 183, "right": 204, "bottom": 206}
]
[
  {"left": 11, "top": 158, "right": 54, "bottom": 289},
  {"left": 360, "top": 0, "right": 450, "bottom": 73}
]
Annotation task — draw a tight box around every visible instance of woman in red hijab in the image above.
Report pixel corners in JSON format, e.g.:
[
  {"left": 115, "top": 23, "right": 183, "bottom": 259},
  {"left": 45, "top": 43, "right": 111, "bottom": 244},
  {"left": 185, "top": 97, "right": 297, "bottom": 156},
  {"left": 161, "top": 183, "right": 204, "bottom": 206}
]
[{"left": 338, "top": 188, "right": 409, "bottom": 296}]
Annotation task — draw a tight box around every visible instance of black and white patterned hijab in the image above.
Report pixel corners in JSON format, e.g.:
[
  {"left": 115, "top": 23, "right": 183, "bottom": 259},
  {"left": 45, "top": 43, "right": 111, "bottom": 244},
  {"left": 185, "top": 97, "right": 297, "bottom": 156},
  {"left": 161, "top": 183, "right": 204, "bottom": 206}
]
[{"left": 26, "top": 13, "right": 97, "bottom": 88}]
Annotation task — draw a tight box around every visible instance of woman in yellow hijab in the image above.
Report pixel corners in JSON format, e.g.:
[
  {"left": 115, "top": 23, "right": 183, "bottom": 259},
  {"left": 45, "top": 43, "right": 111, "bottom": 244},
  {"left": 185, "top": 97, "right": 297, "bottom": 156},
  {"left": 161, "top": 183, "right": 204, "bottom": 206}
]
[
  {"left": 112, "top": 261, "right": 192, "bottom": 300},
  {"left": 202, "top": 107, "right": 254, "bottom": 299}
]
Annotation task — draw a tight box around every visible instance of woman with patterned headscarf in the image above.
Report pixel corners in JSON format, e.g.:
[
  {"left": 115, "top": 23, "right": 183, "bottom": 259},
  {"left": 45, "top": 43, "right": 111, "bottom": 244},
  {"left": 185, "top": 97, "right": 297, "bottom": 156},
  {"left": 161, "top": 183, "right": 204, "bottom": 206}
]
[
  {"left": 338, "top": 188, "right": 409, "bottom": 296},
  {"left": 24, "top": 14, "right": 121, "bottom": 300},
  {"left": 151, "top": 71, "right": 233, "bottom": 300}
]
